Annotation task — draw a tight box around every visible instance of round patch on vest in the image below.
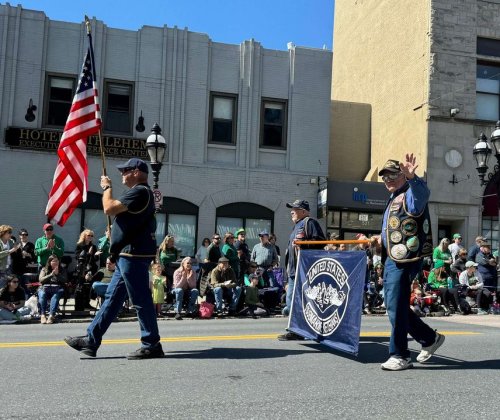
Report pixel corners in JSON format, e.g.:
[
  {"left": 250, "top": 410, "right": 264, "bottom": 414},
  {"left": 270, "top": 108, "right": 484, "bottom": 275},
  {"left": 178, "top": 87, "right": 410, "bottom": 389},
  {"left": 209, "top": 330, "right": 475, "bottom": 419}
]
[
  {"left": 390, "top": 231, "right": 403, "bottom": 243},
  {"left": 423, "top": 219, "right": 430, "bottom": 234},
  {"left": 388, "top": 216, "right": 400, "bottom": 229},
  {"left": 390, "top": 244, "right": 407, "bottom": 260},
  {"left": 406, "top": 236, "right": 419, "bottom": 252},
  {"left": 401, "top": 219, "right": 417, "bottom": 236}
]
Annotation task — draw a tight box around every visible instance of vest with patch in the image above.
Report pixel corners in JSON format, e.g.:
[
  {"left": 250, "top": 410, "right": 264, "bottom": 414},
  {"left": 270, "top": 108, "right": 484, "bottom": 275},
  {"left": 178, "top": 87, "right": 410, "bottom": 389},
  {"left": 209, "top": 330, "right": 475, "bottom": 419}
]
[{"left": 384, "top": 186, "right": 433, "bottom": 263}]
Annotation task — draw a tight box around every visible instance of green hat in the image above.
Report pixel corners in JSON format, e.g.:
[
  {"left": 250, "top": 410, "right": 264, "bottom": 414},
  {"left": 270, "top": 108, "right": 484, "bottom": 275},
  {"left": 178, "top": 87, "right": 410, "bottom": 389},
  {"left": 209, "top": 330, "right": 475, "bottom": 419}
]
[
  {"left": 452, "top": 233, "right": 462, "bottom": 239},
  {"left": 235, "top": 228, "right": 245, "bottom": 236},
  {"left": 433, "top": 260, "right": 445, "bottom": 269}
]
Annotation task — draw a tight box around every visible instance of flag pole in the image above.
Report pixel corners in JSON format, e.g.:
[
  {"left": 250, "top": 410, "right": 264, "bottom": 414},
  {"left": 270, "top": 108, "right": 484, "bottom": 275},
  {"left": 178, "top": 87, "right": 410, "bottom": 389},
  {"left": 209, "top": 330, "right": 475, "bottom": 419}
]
[
  {"left": 85, "top": 16, "right": 107, "bottom": 177},
  {"left": 85, "top": 16, "right": 111, "bottom": 230}
]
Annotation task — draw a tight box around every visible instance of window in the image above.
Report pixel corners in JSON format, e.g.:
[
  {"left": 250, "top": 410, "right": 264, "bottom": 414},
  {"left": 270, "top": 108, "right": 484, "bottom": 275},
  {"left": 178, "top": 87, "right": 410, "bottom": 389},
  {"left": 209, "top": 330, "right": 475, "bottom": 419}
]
[
  {"left": 44, "top": 75, "right": 76, "bottom": 127},
  {"left": 482, "top": 218, "right": 499, "bottom": 253},
  {"left": 477, "top": 37, "right": 500, "bottom": 57},
  {"left": 260, "top": 99, "right": 287, "bottom": 149},
  {"left": 104, "top": 81, "right": 133, "bottom": 134},
  {"left": 476, "top": 62, "right": 500, "bottom": 121},
  {"left": 156, "top": 197, "right": 199, "bottom": 257},
  {"left": 209, "top": 93, "right": 237, "bottom": 144},
  {"left": 216, "top": 203, "right": 274, "bottom": 250}
]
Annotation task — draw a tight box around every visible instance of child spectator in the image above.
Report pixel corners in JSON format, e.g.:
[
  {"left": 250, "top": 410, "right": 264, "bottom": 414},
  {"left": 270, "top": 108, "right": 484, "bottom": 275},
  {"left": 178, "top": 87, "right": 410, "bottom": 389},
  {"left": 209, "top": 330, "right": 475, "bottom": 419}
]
[
  {"left": 410, "top": 279, "right": 429, "bottom": 317},
  {"left": 244, "top": 274, "right": 266, "bottom": 318},
  {"left": 150, "top": 263, "right": 166, "bottom": 318}
]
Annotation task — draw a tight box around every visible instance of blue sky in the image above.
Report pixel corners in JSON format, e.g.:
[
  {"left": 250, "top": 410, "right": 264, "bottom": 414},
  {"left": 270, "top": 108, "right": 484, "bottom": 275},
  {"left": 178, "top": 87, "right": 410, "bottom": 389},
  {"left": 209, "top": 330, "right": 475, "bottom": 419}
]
[{"left": 14, "top": 0, "right": 334, "bottom": 51}]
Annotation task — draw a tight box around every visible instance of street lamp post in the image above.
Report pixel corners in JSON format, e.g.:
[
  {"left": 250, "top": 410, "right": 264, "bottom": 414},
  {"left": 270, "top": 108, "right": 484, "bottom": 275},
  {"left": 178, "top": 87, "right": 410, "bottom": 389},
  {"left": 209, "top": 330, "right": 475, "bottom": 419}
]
[
  {"left": 472, "top": 121, "right": 500, "bottom": 254},
  {"left": 146, "top": 123, "right": 167, "bottom": 212}
]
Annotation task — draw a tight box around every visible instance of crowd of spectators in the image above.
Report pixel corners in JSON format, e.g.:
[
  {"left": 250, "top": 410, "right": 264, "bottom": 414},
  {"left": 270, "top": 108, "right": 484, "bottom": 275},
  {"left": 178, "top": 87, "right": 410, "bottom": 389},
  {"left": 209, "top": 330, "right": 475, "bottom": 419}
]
[{"left": 1, "top": 221, "right": 500, "bottom": 323}]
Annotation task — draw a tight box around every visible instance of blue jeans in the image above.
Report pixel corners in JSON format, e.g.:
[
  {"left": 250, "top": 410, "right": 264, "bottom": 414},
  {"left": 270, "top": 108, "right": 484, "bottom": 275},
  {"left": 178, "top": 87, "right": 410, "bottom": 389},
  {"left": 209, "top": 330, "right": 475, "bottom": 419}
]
[
  {"left": 173, "top": 287, "right": 199, "bottom": 313},
  {"left": 283, "top": 276, "right": 295, "bottom": 316},
  {"left": 213, "top": 286, "right": 242, "bottom": 312},
  {"left": 38, "top": 286, "right": 64, "bottom": 316},
  {"left": 384, "top": 258, "right": 436, "bottom": 358},
  {"left": 92, "top": 282, "right": 109, "bottom": 298},
  {"left": 87, "top": 257, "right": 160, "bottom": 349}
]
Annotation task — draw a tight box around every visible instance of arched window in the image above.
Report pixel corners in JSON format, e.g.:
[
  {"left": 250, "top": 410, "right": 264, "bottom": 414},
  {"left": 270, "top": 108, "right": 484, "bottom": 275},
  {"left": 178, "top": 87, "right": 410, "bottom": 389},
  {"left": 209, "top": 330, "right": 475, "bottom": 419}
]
[
  {"left": 156, "top": 197, "right": 199, "bottom": 257},
  {"left": 216, "top": 202, "right": 274, "bottom": 249}
]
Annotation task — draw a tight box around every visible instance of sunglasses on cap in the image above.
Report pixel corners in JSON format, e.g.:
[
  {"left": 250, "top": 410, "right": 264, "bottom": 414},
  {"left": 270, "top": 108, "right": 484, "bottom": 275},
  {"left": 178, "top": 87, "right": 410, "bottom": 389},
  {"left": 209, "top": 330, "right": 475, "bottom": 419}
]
[{"left": 381, "top": 173, "right": 402, "bottom": 182}]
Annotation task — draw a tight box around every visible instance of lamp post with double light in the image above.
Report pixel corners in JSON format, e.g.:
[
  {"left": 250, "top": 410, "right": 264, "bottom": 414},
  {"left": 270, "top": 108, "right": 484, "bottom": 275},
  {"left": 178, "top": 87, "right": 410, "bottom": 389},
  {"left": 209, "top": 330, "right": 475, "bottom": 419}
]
[
  {"left": 146, "top": 123, "right": 167, "bottom": 212},
  {"left": 472, "top": 122, "right": 500, "bottom": 255}
]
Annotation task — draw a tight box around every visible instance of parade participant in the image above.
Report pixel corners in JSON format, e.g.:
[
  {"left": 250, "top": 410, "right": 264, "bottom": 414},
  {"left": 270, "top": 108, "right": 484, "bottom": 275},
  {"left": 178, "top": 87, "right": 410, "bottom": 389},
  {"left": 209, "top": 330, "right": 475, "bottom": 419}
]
[
  {"left": 375, "top": 154, "right": 444, "bottom": 370},
  {"left": 278, "top": 199, "right": 325, "bottom": 341},
  {"left": 34, "top": 223, "right": 64, "bottom": 269},
  {"left": 65, "top": 158, "right": 163, "bottom": 359}
]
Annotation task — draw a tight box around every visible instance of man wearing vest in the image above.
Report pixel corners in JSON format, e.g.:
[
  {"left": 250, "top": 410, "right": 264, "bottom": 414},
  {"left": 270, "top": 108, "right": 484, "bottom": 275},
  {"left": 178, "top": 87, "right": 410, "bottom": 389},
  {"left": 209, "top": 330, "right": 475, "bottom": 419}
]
[
  {"left": 375, "top": 154, "right": 445, "bottom": 370},
  {"left": 278, "top": 199, "right": 325, "bottom": 341}
]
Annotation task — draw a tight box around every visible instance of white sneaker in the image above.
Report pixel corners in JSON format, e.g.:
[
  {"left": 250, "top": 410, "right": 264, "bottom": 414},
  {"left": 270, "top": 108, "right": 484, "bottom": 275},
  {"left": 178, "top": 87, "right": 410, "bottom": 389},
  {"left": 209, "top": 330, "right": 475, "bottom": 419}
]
[
  {"left": 417, "top": 332, "right": 445, "bottom": 363},
  {"left": 381, "top": 356, "right": 413, "bottom": 371}
]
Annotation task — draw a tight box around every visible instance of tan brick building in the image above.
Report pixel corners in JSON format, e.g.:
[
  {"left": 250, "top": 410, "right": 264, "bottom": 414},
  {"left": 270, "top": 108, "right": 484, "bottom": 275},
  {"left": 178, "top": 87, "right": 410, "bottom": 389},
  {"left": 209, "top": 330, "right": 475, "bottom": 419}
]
[{"left": 329, "top": 0, "right": 500, "bottom": 250}]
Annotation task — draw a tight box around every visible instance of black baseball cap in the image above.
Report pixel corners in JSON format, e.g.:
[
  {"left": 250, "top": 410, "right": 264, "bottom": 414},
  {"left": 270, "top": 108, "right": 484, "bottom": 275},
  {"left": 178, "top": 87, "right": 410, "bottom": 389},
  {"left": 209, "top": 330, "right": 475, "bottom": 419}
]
[{"left": 286, "top": 200, "right": 310, "bottom": 211}]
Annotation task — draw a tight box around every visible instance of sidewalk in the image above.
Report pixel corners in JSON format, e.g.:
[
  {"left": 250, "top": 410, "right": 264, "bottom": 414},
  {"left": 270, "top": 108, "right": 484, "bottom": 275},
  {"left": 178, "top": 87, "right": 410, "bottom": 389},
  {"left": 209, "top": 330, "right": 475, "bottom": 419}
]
[{"left": 432, "top": 314, "right": 500, "bottom": 329}]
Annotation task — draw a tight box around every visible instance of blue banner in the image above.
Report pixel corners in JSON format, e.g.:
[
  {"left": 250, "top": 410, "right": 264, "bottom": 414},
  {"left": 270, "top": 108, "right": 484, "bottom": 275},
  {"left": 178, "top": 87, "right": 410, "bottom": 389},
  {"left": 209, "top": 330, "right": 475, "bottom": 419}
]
[{"left": 288, "top": 250, "right": 366, "bottom": 355}]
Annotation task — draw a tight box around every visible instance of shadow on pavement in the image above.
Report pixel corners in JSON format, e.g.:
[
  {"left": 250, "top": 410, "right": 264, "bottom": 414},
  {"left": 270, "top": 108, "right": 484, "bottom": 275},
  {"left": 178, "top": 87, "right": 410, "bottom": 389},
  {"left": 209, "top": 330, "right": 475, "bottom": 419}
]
[
  {"left": 302, "top": 338, "right": 500, "bottom": 369},
  {"left": 165, "top": 347, "right": 319, "bottom": 360}
]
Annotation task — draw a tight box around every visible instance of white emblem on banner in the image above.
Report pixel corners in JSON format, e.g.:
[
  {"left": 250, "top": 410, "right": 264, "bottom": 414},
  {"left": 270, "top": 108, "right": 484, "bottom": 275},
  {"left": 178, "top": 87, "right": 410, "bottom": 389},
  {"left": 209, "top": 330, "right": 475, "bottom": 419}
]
[{"left": 301, "top": 258, "right": 350, "bottom": 336}]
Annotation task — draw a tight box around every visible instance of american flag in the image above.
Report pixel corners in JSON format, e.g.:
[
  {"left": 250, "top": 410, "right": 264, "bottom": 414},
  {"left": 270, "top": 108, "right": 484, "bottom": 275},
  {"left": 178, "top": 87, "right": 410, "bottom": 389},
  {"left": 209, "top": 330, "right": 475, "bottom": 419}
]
[{"left": 45, "top": 48, "right": 101, "bottom": 226}]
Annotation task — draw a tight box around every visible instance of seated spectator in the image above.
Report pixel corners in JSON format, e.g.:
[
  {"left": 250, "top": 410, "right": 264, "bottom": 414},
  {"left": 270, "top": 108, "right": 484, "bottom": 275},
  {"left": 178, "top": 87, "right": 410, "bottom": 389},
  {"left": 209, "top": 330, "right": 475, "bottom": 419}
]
[
  {"left": 244, "top": 274, "right": 266, "bottom": 318},
  {"left": 74, "top": 229, "right": 99, "bottom": 311},
  {"left": 222, "top": 232, "right": 240, "bottom": 279},
  {"left": 95, "top": 226, "right": 111, "bottom": 268},
  {"left": 91, "top": 256, "right": 116, "bottom": 299},
  {"left": 244, "top": 263, "right": 279, "bottom": 312},
  {"left": 338, "top": 243, "right": 347, "bottom": 251},
  {"left": 38, "top": 254, "right": 68, "bottom": 324},
  {"left": 433, "top": 238, "right": 453, "bottom": 272},
  {"left": 475, "top": 242, "right": 498, "bottom": 294},
  {"left": 210, "top": 257, "right": 242, "bottom": 316},
  {"left": 427, "top": 260, "right": 460, "bottom": 314},
  {"left": 410, "top": 279, "right": 429, "bottom": 317},
  {"left": 149, "top": 262, "right": 166, "bottom": 318},
  {"left": 459, "top": 261, "right": 490, "bottom": 315},
  {"left": 450, "top": 248, "right": 468, "bottom": 281},
  {"left": 364, "top": 262, "right": 384, "bottom": 313},
  {"left": 158, "top": 235, "right": 180, "bottom": 287},
  {"left": 195, "top": 237, "right": 211, "bottom": 264},
  {"left": 0, "top": 225, "right": 18, "bottom": 289},
  {"left": 0, "top": 275, "right": 31, "bottom": 321},
  {"left": 172, "top": 257, "right": 199, "bottom": 320}
]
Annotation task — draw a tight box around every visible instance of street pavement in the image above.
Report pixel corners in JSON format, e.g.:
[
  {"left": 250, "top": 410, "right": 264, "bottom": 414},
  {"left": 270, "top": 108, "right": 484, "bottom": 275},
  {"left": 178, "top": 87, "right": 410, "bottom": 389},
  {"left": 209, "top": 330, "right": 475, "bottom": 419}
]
[{"left": 1, "top": 315, "right": 499, "bottom": 419}]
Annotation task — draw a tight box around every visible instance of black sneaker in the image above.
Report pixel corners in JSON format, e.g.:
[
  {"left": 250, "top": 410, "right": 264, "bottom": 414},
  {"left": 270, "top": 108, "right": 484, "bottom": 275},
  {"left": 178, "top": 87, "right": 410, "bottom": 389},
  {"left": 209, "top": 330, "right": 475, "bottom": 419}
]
[
  {"left": 174, "top": 313, "right": 182, "bottom": 320},
  {"left": 127, "top": 343, "right": 165, "bottom": 360},
  {"left": 277, "top": 331, "right": 305, "bottom": 341},
  {"left": 64, "top": 335, "right": 97, "bottom": 357}
]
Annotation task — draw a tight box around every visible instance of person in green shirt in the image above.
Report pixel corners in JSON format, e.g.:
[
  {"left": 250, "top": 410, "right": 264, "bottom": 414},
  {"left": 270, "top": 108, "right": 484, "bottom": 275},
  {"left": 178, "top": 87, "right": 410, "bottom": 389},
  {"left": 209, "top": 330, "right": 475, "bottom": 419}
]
[
  {"left": 427, "top": 260, "right": 460, "bottom": 313},
  {"left": 34, "top": 223, "right": 64, "bottom": 268},
  {"left": 432, "top": 238, "right": 452, "bottom": 272},
  {"left": 221, "top": 232, "right": 239, "bottom": 279}
]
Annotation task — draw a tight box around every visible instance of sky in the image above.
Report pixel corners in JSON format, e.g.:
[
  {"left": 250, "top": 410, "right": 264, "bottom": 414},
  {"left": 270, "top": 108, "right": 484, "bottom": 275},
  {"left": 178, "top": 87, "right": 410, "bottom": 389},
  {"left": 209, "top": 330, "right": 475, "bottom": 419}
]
[{"left": 13, "top": 0, "right": 334, "bottom": 51}]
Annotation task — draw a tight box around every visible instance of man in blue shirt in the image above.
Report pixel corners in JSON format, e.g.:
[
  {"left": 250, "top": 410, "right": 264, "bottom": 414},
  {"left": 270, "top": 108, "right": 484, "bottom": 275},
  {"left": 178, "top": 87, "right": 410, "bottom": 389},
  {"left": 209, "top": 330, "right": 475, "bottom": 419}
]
[
  {"left": 278, "top": 199, "right": 325, "bottom": 341},
  {"left": 375, "top": 154, "right": 445, "bottom": 370},
  {"left": 65, "top": 158, "right": 163, "bottom": 359}
]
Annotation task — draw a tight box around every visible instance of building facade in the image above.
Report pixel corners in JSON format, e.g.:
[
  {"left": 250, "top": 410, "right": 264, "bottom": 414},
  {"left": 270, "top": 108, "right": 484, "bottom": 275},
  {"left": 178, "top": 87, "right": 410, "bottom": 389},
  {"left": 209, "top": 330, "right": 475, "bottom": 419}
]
[
  {"left": 330, "top": 0, "right": 500, "bottom": 249},
  {"left": 0, "top": 4, "right": 332, "bottom": 256}
]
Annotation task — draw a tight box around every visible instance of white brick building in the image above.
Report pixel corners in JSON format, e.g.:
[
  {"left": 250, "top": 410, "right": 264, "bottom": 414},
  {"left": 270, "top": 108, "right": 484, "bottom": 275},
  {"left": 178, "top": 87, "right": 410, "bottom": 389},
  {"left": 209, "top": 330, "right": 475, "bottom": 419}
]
[{"left": 0, "top": 4, "right": 331, "bottom": 257}]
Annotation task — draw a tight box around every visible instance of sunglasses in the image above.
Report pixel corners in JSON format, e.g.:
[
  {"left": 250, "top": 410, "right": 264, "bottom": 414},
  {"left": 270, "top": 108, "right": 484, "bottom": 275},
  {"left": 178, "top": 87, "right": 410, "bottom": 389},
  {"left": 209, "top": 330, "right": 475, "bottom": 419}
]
[
  {"left": 45, "top": 228, "right": 54, "bottom": 231},
  {"left": 186, "top": 263, "right": 192, "bottom": 265},
  {"left": 20, "top": 233, "right": 28, "bottom": 236},
  {"left": 121, "top": 167, "right": 136, "bottom": 175},
  {"left": 382, "top": 173, "right": 402, "bottom": 182},
  {"left": 87, "top": 234, "right": 94, "bottom": 237},
  {"left": 214, "top": 237, "right": 221, "bottom": 240}
]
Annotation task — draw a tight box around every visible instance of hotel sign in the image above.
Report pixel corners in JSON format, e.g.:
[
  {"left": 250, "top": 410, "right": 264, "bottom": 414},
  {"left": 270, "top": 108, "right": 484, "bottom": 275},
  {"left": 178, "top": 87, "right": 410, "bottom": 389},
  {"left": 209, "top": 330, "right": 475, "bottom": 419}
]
[{"left": 4, "top": 127, "right": 148, "bottom": 159}]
